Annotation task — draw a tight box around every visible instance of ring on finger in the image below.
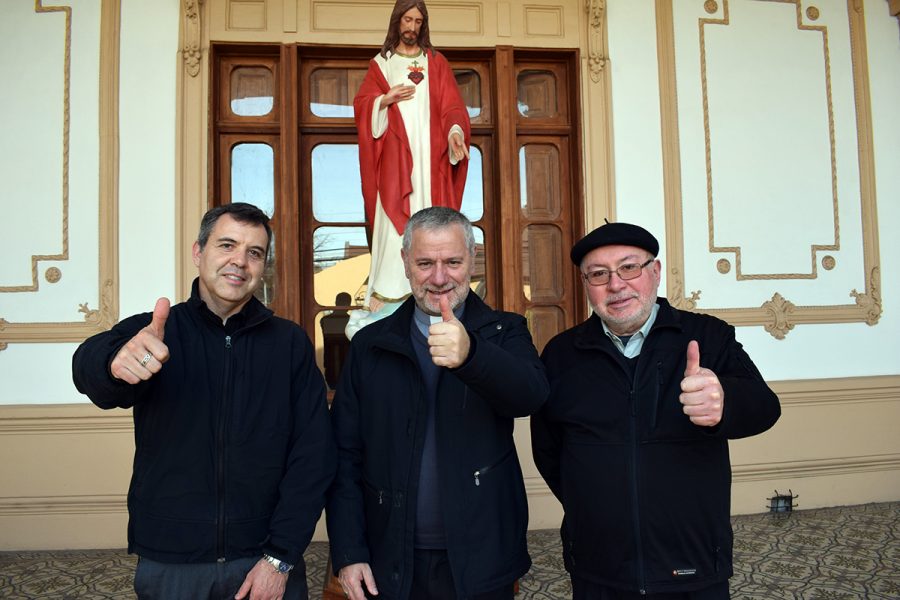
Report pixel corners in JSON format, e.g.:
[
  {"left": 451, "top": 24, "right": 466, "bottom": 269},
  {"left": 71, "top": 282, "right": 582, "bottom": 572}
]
[{"left": 140, "top": 352, "right": 153, "bottom": 367}]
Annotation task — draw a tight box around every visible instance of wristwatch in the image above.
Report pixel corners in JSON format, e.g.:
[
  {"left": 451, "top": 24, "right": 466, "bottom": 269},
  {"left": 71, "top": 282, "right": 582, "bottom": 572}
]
[{"left": 262, "top": 554, "right": 293, "bottom": 574}]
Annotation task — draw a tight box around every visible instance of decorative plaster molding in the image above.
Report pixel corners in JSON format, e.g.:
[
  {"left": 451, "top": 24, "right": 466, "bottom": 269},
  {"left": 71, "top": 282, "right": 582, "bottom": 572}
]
[
  {"left": 183, "top": 0, "right": 204, "bottom": 77},
  {"left": 657, "top": 0, "right": 882, "bottom": 338},
  {"left": 850, "top": 265, "right": 882, "bottom": 325},
  {"left": 667, "top": 267, "right": 701, "bottom": 311},
  {"left": 1, "top": 2, "right": 71, "bottom": 293},
  {"left": 0, "top": 1, "right": 120, "bottom": 351},
  {"left": 0, "top": 495, "right": 127, "bottom": 517},
  {"left": 0, "top": 404, "right": 133, "bottom": 435},
  {"left": 732, "top": 453, "right": 900, "bottom": 482},
  {"left": 770, "top": 374, "right": 900, "bottom": 407},
  {"left": 761, "top": 293, "right": 796, "bottom": 340},
  {"left": 585, "top": 0, "right": 608, "bottom": 82},
  {"left": 699, "top": 0, "right": 839, "bottom": 280}
]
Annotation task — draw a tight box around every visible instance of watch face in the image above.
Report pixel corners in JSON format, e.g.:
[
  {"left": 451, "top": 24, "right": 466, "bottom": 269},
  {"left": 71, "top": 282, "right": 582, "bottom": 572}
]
[{"left": 277, "top": 562, "right": 291, "bottom": 573}]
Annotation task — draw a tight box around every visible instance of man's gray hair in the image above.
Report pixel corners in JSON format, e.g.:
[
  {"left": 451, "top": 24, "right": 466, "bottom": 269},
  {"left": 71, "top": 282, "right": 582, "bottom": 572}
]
[{"left": 402, "top": 207, "right": 475, "bottom": 255}]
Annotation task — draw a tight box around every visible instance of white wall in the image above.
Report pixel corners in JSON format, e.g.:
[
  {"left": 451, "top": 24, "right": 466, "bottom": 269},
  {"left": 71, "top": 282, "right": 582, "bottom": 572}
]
[
  {"left": 607, "top": 0, "right": 900, "bottom": 383},
  {"left": 0, "top": 0, "right": 179, "bottom": 406}
]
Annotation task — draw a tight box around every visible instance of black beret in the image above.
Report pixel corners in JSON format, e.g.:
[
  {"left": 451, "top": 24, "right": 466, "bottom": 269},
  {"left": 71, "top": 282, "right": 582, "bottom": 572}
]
[{"left": 570, "top": 222, "right": 659, "bottom": 266}]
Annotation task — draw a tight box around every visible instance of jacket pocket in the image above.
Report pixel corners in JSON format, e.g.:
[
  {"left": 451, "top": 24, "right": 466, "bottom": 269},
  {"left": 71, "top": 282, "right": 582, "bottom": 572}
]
[
  {"left": 472, "top": 447, "right": 515, "bottom": 487},
  {"left": 363, "top": 479, "right": 391, "bottom": 552}
]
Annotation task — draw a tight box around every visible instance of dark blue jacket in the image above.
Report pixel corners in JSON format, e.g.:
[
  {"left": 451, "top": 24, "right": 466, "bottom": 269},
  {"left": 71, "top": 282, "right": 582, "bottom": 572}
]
[
  {"left": 532, "top": 298, "right": 780, "bottom": 594},
  {"left": 72, "top": 280, "right": 336, "bottom": 567},
  {"left": 327, "top": 294, "right": 548, "bottom": 599}
]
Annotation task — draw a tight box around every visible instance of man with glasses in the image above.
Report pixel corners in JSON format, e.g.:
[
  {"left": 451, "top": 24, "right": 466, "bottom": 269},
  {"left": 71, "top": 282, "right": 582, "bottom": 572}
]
[{"left": 531, "top": 222, "right": 780, "bottom": 599}]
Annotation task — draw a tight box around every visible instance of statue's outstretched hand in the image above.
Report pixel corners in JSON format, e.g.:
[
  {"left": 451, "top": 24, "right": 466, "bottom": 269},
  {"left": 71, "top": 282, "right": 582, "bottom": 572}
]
[{"left": 449, "top": 131, "right": 469, "bottom": 162}]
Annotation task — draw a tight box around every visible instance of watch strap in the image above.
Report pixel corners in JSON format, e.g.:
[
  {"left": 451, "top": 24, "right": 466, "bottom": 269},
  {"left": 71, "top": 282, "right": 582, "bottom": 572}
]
[{"left": 262, "top": 554, "right": 293, "bottom": 574}]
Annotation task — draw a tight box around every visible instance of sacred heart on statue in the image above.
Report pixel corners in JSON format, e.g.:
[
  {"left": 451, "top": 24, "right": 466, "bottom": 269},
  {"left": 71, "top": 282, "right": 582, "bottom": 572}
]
[{"left": 407, "top": 61, "right": 425, "bottom": 85}]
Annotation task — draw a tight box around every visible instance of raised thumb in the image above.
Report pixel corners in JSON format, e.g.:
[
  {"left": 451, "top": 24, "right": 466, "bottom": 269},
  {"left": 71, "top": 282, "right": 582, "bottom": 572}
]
[
  {"left": 439, "top": 293, "right": 455, "bottom": 323},
  {"left": 149, "top": 297, "right": 170, "bottom": 340},
  {"left": 684, "top": 340, "right": 701, "bottom": 377}
]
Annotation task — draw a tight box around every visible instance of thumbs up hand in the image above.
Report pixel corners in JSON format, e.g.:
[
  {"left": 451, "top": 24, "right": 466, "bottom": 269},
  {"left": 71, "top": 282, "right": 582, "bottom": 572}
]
[
  {"left": 111, "top": 298, "right": 171, "bottom": 384},
  {"left": 679, "top": 340, "right": 724, "bottom": 427},
  {"left": 427, "top": 294, "right": 470, "bottom": 369}
]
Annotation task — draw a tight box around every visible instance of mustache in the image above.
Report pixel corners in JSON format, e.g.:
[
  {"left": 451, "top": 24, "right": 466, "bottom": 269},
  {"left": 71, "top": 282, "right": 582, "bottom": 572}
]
[{"left": 605, "top": 293, "right": 637, "bottom": 305}]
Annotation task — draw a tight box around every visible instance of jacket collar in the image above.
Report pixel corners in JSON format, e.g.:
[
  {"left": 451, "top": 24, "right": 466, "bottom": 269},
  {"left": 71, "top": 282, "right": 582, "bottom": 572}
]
[
  {"left": 186, "top": 277, "right": 273, "bottom": 331},
  {"left": 573, "top": 297, "right": 682, "bottom": 352},
  {"left": 374, "top": 292, "right": 496, "bottom": 354}
]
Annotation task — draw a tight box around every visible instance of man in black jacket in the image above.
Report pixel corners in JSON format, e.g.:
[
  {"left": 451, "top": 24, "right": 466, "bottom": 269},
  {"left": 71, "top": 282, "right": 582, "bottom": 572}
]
[
  {"left": 327, "top": 207, "right": 548, "bottom": 600},
  {"left": 531, "top": 222, "right": 780, "bottom": 600},
  {"left": 72, "top": 203, "right": 336, "bottom": 600}
]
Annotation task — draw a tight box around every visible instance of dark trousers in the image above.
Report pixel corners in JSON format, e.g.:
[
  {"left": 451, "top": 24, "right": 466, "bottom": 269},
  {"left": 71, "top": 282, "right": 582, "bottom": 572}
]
[
  {"left": 134, "top": 555, "right": 309, "bottom": 600},
  {"left": 393, "top": 548, "right": 513, "bottom": 600},
  {"left": 572, "top": 577, "right": 729, "bottom": 600}
]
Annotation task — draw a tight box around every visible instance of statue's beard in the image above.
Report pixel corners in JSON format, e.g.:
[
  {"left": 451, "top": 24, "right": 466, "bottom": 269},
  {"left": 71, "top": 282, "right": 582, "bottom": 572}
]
[{"left": 400, "top": 31, "right": 418, "bottom": 46}]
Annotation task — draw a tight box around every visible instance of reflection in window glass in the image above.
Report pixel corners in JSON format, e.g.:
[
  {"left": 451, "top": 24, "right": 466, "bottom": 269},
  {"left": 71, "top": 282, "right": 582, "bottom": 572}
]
[
  {"left": 313, "top": 226, "right": 369, "bottom": 306},
  {"left": 231, "top": 143, "right": 274, "bottom": 216},
  {"left": 254, "top": 231, "right": 277, "bottom": 307},
  {"left": 517, "top": 70, "right": 558, "bottom": 118},
  {"left": 460, "top": 145, "right": 484, "bottom": 222},
  {"left": 312, "top": 145, "right": 365, "bottom": 222},
  {"left": 231, "top": 67, "right": 274, "bottom": 116},
  {"left": 310, "top": 68, "right": 368, "bottom": 118},
  {"left": 454, "top": 69, "right": 482, "bottom": 118},
  {"left": 471, "top": 226, "right": 486, "bottom": 299},
  {"left": 316, "top": 305, "right": 353, "bottom": 390}
]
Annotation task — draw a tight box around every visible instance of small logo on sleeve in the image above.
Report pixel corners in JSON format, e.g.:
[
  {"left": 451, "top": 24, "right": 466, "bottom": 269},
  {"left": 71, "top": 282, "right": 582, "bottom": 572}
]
[{"left": 672, "top": 568, "right": 697, "bottom": 577}]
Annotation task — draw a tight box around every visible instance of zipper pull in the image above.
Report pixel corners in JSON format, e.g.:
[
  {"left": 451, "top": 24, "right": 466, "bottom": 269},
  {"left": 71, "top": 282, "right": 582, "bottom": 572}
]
[
  {"left": 474, "top": 471, "right": 480, "bottom": 486},
  {"left": 378, "top": 491, "right": 384, "bottom": 505},
  {"left": 225, "top": 335, "right": 232, "bottom": 349}
]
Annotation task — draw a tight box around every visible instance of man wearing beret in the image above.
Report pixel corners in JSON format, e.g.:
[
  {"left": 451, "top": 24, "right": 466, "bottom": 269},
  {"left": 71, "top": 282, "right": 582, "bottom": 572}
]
[{"left": 531, "top": 222, "right": 781, "bottom": 599}]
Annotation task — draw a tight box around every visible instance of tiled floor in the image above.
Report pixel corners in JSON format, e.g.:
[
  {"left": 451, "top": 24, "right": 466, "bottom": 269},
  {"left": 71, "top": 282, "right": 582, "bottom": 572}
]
[{"left": 1, "top": 502, "right": 898, "bottom": 599}]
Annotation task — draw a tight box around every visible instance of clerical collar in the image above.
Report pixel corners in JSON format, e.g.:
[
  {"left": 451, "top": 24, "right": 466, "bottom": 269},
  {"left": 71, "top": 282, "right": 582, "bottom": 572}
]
[{"left": 413, "top": 303, "right": 465, "bottom": 338}]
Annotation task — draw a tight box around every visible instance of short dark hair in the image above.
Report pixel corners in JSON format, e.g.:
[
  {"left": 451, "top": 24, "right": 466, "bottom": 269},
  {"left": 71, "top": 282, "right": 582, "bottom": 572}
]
[
  {"left": 380, "top": 0, "right": 433, "bottom": 59},
  {"left": 197, "top": 203, "right": 273, "bottom": 261},
  {"left": 402, "top": 207, "right": 475, "bottom": 255}
]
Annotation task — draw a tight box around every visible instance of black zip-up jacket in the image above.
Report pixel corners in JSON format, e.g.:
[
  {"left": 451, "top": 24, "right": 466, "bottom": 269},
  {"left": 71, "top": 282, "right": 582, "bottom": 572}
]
[
  {"left": 72, "top": 280, "right": 336, "bottom": 566},
  {"left": 326, "top": 294, "right": 548, "bottom": 599},
  {"left": 532, "top": 298, "right": 780, "bottom": 594}
]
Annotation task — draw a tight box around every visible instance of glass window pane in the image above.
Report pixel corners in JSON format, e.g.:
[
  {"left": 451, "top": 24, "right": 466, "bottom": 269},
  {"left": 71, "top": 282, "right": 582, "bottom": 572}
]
[
  {"left": 230, "top": 67, "right": 274, "bottom": 116},
  {"left": 517, "top": 70, "right": 558, "bottom": 118},
  {"left": 519, "top": 144, "right": 561, "bottom": 219},
  {"left": 454, "top": 69, "right": 482, "bottom": 118},
  {"left": 522, "top": 225, "right": 563, "bottom": 302},
  {"left": 460, "top": 145, "right": 484, "bottom": 222},
  {"left": 312, "top": 144, "right": 365, "bottom": 222},
  {"left": 231, "top": 143, "right": 274, "bottom": 216},
  {"left": 313, "top": 226, "right": 370, "bottom": 306},
  {"left": 310, "top": 68, "right": 368, "bottom": 118}
]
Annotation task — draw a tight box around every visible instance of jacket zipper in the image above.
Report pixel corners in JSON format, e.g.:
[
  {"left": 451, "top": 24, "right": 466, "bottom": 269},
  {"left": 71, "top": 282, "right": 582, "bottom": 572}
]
[
  {"left": 217, "top": 334, "right": 233, "bottom": 560},
  {"left": 629, "top": 367, "right": 647, "bottom": 594},
  {"left": 473, "top": 447, "right": 515, "bottom": 486}
]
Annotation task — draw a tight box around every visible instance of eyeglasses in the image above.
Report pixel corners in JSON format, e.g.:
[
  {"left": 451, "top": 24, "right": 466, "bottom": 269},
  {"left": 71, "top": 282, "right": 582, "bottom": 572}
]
[{"left": 582, "top": 258, "right": 654, "bottom": 287}]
